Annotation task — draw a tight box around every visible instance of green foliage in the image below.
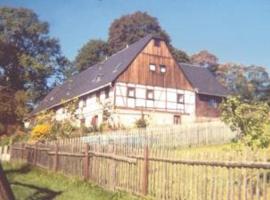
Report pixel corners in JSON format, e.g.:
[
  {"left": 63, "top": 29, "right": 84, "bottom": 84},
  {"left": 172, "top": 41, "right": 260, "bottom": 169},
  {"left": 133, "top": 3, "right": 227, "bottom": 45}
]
[
  {"left": 0, "top": 7, "right": 69, "bottom": 134},
  {"left": 50, "top": 120, "right": 77, "bottom": 139},
  {"left": 135, "top": 115, "right": 148, "bottom": 128},
  {"left": 75, "top": 40, "right": 110, "bottom": 72},
  {"left": 220, "top": 96, "right": 270, "bottom": 149},
  {"left": 108, "top": 11, "right": 171, "bottom": 54},
  {"left": 171, "top": 47, "right": 190, "bottom": 63},
  {"left": 212, "top": 63, "right": 270, "bottom": 101}
]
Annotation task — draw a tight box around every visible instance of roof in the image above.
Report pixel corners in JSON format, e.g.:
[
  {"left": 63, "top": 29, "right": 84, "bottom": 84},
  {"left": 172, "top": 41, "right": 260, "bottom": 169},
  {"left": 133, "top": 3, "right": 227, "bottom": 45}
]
[
  {"left": 33, "top": 35, "right": 154, "bottom": 114},
  {"left": 179, "top": 63, "right": 229, "bottom": 97}
]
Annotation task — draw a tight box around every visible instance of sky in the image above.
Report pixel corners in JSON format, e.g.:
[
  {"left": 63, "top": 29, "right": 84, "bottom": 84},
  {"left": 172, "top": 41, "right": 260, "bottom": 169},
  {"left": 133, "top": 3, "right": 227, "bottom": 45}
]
[{"left": 1, "top": 0, "right": 270, "bottom": 67}]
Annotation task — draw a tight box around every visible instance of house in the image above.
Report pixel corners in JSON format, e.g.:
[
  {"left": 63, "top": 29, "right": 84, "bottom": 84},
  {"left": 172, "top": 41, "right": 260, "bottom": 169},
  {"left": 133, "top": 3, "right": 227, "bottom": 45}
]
[{"left": 32, "top": 35, "right": 228, "bottom": 128}]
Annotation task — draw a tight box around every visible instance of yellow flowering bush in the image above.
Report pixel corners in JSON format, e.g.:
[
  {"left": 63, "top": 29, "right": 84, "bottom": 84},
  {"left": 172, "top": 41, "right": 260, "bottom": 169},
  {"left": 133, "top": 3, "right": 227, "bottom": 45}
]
[{"left": 30, "top": 124, "right": 51, "bottom": 141}]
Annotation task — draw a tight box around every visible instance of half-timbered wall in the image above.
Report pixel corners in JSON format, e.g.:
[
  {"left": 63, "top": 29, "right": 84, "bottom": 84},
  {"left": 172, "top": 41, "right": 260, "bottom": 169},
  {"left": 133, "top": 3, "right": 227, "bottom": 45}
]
[{"left": 114, "top": 82, "right": 195, "bottom": 114}]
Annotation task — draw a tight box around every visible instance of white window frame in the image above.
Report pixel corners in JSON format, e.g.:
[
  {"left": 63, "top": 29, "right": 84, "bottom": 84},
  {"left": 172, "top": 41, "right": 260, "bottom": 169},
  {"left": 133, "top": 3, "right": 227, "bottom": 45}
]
[
  {"left": 160, "top": 65, "right": 166, "bottom": 73},
  {"left": 149, "top": 64, "right": 156, "bottom": 72}
]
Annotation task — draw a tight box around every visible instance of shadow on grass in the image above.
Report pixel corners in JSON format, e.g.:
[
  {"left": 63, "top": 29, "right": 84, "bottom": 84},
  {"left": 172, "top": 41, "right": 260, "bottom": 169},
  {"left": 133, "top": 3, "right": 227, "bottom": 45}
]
[
  {"left": 4, "top": 164, "right": 32, "bottom": 175},
  {"left": 11, "top": 181, "right": 62, "bottom": 200}
]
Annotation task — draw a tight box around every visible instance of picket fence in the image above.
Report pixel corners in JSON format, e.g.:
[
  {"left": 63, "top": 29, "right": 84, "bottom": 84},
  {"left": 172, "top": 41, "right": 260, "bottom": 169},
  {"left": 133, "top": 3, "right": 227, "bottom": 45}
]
[
  {"left": 11, "top": 141, "right": 270, "bottom": 200},
  {"left": 48, "top": 121, "right": 237, "bottom": 148}
]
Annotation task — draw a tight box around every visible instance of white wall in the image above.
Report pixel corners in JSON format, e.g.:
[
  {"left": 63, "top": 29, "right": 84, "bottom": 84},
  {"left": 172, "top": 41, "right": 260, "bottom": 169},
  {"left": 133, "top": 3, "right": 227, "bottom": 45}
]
[{"left": 54, "top": 87, "right": 114, "bottom": 127}]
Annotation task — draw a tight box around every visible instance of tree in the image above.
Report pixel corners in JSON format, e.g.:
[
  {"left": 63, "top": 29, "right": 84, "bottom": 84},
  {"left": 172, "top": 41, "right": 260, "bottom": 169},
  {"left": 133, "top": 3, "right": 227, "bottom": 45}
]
[
  {"left": 0, "top": 7, "right": 67, "bottom": 102},
  {"left": 171, "top": 47, "right": 190, "bottom": 63},
  {"left": 108, "top": 11, "right": 171, "bottom": 53},
  {"left": 75, "top": 39, "right": 109, "bottom": 72},
  {"left": 0, "top": 7, "right": 68, "bottom": 134},
  {"left": 213, "top": 63, "right": 270, "bottom": 101},
  {"left": 191, "top": 50, "right": 218, "bottom": 68},
  {"left": 220, "top": 96, "right": 270, "bottom": 149}
]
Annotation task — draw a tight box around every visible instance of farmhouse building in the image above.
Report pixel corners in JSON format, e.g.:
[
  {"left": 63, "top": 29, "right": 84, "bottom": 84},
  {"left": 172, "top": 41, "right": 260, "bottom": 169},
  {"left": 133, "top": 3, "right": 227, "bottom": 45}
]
[{"left": 32, "top": 35, "right": 228, "bottom": 128}]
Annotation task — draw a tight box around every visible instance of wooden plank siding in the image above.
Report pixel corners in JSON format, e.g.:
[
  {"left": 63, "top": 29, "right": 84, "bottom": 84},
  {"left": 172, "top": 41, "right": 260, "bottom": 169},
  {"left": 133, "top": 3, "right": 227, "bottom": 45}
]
[
  {"left": 196, "top": 94, "right": 223, "bottom": 118},
  {"left": 116, "top": 39, "right": 193, "bottom": 91}
]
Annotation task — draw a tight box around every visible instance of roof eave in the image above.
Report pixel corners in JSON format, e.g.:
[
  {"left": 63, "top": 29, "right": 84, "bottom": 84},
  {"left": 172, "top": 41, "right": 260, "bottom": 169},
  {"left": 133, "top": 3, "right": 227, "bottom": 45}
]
[{"left": 32, "top": 82, "right": 112, "bottom": 116}]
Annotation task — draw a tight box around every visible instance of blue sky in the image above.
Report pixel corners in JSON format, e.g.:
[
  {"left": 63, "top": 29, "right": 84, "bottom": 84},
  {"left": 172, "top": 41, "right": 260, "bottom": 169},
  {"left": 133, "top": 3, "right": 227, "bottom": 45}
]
[{"left": 1, "top": 0, "right": 270, "bottom": 67}]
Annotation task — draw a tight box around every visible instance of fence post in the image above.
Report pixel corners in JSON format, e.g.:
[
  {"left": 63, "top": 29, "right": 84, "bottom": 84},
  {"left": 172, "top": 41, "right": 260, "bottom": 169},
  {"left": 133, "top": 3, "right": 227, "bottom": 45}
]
[
  {"left": 34, "top": 143, "right": 38, "bottom": 165},
  {"left": 83, "top": 143, "right": 89, "bottom": 180},
  {"left": 53, "top": 143, "right": 59, "bottom": 172},
  {"left": 21, "top": 143, "right": 24, "bottom": 162},
  {"left": 141, "top": 144, "right": 149, "bottom": 196},
  {"left": 109, "top": 143, "right": 116, "bottom": 191}
]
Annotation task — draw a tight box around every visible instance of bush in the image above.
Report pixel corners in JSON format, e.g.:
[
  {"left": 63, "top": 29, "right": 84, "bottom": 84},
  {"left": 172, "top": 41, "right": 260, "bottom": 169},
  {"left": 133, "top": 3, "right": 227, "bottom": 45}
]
[
  {"left": 135, "top": 116, "right": 148, "bottom": 128},
  {"left": 30, "top": 124, "right": 51, "bottom": 141},
  {"left": 220, "top": 96, "right": 270, "bottom": 149}
]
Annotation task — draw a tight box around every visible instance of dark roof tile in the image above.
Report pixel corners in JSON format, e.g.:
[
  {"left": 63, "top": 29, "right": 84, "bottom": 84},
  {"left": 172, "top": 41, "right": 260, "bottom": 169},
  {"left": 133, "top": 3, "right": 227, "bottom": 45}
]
[
  {"left": 33, "top": 35, "right": 153, "bottom": 114},
  {"left": 179, "top": 63, "right": 229, "bottom": 97}
]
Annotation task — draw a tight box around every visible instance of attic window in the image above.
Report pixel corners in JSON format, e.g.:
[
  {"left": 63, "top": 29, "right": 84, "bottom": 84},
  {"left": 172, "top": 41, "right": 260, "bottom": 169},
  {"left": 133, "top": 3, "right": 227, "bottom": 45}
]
[
  {"left": 154, "top": 39, "right": 161, "bottom": 47},
  {"left": 160, "top": 65, "right": 166, "bottom": 73},
  {"left": 149, "top": 64, "right": 156, "bottom": 72}
]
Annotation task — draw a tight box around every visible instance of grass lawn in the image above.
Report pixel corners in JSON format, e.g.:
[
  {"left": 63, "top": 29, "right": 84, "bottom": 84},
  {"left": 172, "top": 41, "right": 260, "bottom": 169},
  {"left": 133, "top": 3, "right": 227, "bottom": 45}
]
[{"left": 2, "top": 162, "right": 142, "bottom": 200}]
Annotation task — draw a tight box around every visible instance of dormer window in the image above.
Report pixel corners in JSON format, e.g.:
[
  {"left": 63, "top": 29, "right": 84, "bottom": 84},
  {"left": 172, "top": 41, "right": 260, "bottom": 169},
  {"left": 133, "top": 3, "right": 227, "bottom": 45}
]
[
  {"left": 149, "top": 64, "right": 156, "bottom": 72},
  {"left": 154, "top": 39, "right": 161, "bottom": 47},
  {"left": 160, "top": 65, "right": 166, "bottom": 73}
]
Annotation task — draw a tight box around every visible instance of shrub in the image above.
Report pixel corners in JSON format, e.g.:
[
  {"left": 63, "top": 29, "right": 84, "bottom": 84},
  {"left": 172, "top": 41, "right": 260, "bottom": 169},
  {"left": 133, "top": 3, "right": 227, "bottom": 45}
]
[
  {"left": 135, "top": 116, "right": 148, "bottom": 128},
  {"left": 30, "top": 124, "right": 51, "bottom": 141},
  {"left": 220, "top": 96, "right": 270, "bottom": 149}
]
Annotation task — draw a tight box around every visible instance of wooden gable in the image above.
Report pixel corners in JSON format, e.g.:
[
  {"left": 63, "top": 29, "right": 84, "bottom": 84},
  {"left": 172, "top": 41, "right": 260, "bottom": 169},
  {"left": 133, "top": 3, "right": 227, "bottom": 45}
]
[{"left": 116, "top": 38, "right": 193, "bottom": 91}]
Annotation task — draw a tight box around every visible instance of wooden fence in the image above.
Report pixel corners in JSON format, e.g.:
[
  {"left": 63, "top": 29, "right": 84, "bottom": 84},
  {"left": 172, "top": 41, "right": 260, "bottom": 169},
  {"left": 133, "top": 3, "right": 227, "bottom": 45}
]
[{"left": 10, "top": 142, "right": 270, "bottom": 200}]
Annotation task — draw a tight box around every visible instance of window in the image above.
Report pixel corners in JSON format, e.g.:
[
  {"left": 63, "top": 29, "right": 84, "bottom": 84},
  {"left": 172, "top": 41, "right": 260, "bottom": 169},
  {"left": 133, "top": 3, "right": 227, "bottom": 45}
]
[
  {"left": 127, "top": 87, "right": 135, "bottom": 98},
  {"left": 149, "top": 64, "right": 156, "bottom": 72},
  {"left": 177, "top": 94, "right": 184, "bottom": 104},
  {"left": 154, "top": 39, "right": 161, "bottom": 47},
  {"left": 146, "top": 89, "right": 154, "bottom": 100},
  {"left": 96, "top": 91, "right": 100, "bottom": 102},
  {"left": 160, "top": 65, "right": 166, "bottom": 73},
  {"left": 105, "top": 88, "right": 110, "bottom": 99},
  {"left": 208, "top": 98, "right": 218, "bottom": 108},
  {"left": 174, "top": 115, "right": 181, "bottom": 124}
]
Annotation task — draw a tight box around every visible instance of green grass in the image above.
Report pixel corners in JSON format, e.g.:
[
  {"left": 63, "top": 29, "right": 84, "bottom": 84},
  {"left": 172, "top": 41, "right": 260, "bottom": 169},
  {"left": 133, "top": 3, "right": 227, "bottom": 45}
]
[{"left": 3, "top": 162, "right": 142, "bottom": 200}]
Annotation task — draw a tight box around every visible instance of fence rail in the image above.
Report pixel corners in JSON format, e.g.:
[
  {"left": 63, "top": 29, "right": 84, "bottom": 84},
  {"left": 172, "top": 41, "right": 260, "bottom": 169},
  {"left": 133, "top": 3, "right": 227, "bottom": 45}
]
[{"left": 10, "top": 141, "right": 270, "bottom": 200}]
